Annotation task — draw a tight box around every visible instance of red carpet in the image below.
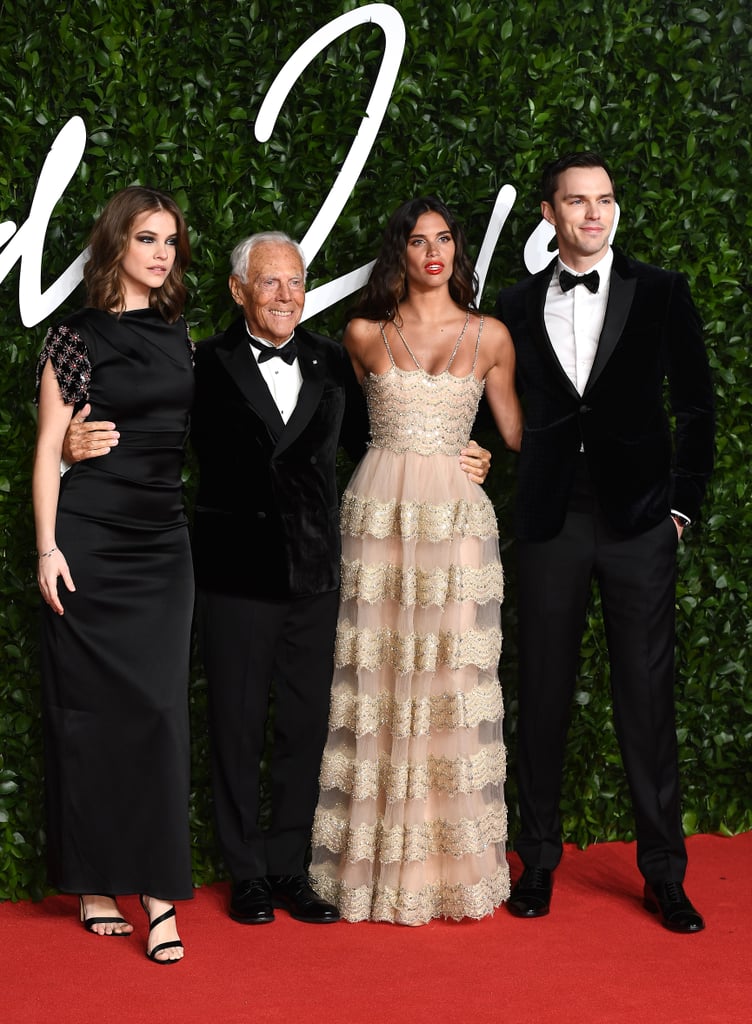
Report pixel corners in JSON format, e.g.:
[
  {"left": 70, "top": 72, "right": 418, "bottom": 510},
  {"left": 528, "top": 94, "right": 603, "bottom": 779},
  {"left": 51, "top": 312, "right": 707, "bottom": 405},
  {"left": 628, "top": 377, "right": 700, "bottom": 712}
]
[{"left": 1, "top": 833, "right": 749, "bottom": 1024}]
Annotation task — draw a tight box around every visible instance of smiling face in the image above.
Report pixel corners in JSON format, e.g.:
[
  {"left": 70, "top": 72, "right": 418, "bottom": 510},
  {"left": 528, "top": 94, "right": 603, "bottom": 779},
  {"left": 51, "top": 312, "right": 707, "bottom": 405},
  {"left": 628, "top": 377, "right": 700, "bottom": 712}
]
[
  {"left": 404, "top": 210, "right": 456, "bottom": 292},
  {"left": 542, "top": 165, "right": 615, "bottom": 271},
  {"left": 118, "top": 208, "right": 178, "bottom": 309},
  {"left": 230, "top": 241, "right": 305, "bottom": 345}
]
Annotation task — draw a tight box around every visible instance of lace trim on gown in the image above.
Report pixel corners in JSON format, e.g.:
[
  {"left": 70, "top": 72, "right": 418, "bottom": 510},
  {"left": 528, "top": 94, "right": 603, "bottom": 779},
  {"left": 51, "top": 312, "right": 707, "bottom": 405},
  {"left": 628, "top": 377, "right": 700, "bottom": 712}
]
[
  {"left": 313, "top": 803, "right": 508, "bottom": 863},
  {"left": 340, "top": 491, "right": 499, "bottom": 542},
  {"left": 311, "top": 866, "right": 510, "bottom": 926},
  {"left": 327, "top": 676, "right": 503, "bottom": 737},
  {"left": 339, "top": 558, "right": 504, "bottom": 608},
  {"left": 317, "top": 743, "right": 506, "bottom": 802},
  {"left": 335, "top": 619, "right": 502, "bottom": 674}
]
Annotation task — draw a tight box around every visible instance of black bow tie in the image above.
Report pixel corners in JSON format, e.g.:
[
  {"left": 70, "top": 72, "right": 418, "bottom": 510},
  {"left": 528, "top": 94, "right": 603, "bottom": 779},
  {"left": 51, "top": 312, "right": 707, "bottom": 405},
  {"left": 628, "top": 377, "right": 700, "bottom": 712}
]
[
  {"left": 249, "top": 335, "right": 298, "bottom": 365},
  {"left": 559, "top": 269, "right": 600, "bottom": 294}
]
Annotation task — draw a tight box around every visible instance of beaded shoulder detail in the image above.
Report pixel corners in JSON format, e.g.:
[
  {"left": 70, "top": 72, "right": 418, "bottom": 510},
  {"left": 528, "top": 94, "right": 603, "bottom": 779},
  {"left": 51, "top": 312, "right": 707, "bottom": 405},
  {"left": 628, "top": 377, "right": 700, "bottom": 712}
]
[{"left": 35, "top": 324, "right": 91, "bottom": 405}]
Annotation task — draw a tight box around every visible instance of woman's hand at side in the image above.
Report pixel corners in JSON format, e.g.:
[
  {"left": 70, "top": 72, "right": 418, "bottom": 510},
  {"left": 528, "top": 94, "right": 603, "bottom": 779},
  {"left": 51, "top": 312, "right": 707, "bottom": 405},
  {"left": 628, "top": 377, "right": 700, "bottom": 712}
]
[{"left": 37, "top": 547, "right": 75, "bottom": 615}]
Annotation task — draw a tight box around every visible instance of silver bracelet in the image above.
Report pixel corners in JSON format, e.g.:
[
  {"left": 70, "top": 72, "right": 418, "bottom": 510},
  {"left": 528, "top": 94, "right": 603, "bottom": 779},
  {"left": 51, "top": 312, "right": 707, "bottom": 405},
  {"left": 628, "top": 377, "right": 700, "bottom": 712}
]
[{"left": 38, "top": 547, "right": 58, "bottom": 559}]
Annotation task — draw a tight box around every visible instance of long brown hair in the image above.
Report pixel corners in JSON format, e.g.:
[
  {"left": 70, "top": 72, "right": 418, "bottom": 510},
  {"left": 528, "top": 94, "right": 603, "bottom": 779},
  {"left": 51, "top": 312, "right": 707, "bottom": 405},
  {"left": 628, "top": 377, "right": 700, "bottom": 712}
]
[
  {"left": 84, "top": 186, "right": 190, "bottom": 322},
  {"left": 349, "top": 196, "right": 478, "bottom": 323}
]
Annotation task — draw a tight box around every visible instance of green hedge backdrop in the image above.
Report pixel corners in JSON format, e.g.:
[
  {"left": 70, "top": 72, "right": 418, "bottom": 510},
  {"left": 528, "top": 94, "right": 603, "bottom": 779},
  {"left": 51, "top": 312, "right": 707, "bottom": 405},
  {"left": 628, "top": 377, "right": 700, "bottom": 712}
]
[{"left": 1, "top": 0, "right": 749, "bottom": 900}]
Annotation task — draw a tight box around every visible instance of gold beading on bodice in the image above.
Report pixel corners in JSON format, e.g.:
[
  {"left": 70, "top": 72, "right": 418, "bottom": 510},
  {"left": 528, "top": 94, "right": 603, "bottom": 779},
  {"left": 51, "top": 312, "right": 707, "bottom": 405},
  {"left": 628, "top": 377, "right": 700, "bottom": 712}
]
[{"left": 363, "top": 367, "right": 485, "bottom": 456}]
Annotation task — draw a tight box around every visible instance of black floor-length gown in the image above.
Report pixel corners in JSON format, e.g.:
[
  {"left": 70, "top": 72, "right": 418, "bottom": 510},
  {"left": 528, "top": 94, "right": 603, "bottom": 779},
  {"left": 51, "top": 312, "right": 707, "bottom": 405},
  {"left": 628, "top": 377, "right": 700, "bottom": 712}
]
[{"left": 37, "top": 308, "right": 195, "bottom": 899}]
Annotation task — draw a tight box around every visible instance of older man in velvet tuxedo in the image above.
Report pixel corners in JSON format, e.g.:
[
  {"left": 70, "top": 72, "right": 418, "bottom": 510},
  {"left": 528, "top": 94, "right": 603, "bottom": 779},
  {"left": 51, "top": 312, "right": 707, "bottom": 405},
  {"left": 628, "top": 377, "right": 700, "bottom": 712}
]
[
  {"left": 188, "top": 232, "right": 370, "bottom": 925},
  {"left": 495, "top": 153, "right": 715, "bottom": 932}
]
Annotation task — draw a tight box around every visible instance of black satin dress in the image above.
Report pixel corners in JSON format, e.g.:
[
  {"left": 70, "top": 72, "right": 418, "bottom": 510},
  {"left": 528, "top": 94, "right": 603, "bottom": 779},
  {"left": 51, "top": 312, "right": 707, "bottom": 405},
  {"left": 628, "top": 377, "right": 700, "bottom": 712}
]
[{"left": 37, "top": 308, "right": 194, "bottom": 900}]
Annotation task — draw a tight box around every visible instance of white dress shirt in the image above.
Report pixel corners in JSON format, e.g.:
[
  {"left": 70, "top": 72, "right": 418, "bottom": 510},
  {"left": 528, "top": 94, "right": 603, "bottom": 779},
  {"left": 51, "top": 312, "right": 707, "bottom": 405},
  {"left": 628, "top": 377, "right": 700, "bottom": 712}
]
[
  {"left": 544, "top": 247, "right": 614, "bottom": 395},
  {"left": 246, "top": 326, "right": 303, "bottom": 424}
]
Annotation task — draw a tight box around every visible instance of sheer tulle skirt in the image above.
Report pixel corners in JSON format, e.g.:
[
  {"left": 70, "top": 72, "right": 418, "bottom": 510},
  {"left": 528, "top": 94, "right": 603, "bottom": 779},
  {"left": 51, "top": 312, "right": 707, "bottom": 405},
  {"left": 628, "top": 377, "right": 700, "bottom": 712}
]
[{"left": 310, "top": 448, "right": 510, "bottom": 924}]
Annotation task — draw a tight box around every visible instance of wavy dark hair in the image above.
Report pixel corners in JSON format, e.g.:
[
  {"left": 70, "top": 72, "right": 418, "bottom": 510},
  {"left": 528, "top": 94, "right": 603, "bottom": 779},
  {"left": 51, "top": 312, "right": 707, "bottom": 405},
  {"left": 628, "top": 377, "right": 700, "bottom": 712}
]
[
  {"left": 83, "top": 186, "right": 190, "bottom": 322},
  {"left": 541, "top": 151, "right": 615, "bottom": 206},
  {"left": 349, "top": 196, "right": 478, "bottom": 322}
]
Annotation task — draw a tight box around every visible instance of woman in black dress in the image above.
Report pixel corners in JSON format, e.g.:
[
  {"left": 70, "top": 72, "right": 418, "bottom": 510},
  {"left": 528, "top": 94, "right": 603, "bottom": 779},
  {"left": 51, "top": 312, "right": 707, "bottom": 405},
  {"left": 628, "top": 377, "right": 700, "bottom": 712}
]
[{"left": 32, "top": 187, "right": 195, "bottom": 963}]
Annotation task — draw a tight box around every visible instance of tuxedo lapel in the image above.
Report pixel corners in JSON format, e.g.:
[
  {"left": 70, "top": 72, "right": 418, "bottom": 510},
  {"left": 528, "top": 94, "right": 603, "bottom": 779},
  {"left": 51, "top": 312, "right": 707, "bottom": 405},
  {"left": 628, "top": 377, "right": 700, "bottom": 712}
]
[
  {"left": 215, "top": 320, "right": 285, "bottom": 437},
  {"left": 585, "top": 257, "right": 636, "bottom": 393},
  {"left": 275, "top": 331, "right": 325, "bottom": 455},
  {"left": 527, "top": 262, "right": 580, "bottom": 399}
]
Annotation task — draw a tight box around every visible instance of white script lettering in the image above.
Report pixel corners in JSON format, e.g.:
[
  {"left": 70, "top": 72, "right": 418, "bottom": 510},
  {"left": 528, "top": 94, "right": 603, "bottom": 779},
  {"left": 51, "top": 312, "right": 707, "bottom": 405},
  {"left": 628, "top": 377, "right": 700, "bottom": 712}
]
[
  {"left": 0, "top": 116, "right": 89, "bottom": 328},
  {"left": 0, "top": 3, "right": 618, "bottom": 329}
]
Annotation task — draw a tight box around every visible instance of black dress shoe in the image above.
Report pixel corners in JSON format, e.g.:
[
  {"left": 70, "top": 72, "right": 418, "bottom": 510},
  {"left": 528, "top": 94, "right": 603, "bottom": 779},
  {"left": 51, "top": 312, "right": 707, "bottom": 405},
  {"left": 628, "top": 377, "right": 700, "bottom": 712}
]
[
  {"left": 267, "top": 874, "right": 340, "bottom": 923},
  {"left": 507, "top": 867, "right": 553, "bottom": 918},
  {"left": 230, "top": 877, "right": 275, "bottom": 924},
  {"left": 643, "top": 881, "right": 705, "bottom": 933}
]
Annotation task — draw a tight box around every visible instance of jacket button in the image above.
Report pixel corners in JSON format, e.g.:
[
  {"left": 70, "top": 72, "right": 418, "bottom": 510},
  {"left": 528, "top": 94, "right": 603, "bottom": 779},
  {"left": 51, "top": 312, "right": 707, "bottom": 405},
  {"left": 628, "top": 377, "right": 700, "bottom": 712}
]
[
  {"left": 257, "top": 511, "right": 266, "bottom": 520},
  {"left": 579, "top": 404, "right": 590, "bottom": 414},
  {"left": 310, "top": 455, "right": 317, "bottom": 465}
]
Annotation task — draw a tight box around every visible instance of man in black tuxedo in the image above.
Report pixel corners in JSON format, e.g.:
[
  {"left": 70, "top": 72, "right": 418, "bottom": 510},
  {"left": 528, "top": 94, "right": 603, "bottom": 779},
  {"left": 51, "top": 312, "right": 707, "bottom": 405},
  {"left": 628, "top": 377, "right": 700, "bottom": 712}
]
[
  {"left": 495, "top": 153, "right": 715, "bottom": 932},
  {"left": 188, "top": 232, "right": 369, "bottom": 924}
]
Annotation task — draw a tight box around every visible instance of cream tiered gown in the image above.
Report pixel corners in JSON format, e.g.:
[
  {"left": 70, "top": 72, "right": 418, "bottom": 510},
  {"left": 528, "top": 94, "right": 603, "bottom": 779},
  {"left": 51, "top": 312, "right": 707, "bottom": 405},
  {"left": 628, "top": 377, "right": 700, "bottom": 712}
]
[{"left": 310, "top": 315, "right": 509, "bottom": 924}]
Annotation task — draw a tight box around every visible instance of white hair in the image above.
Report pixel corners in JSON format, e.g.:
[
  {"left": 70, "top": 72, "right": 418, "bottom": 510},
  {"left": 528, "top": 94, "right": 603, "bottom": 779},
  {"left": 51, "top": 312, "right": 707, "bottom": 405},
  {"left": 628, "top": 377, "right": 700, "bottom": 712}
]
[{"left": 230, "top": 232, "right": 307, "bottom": 282}]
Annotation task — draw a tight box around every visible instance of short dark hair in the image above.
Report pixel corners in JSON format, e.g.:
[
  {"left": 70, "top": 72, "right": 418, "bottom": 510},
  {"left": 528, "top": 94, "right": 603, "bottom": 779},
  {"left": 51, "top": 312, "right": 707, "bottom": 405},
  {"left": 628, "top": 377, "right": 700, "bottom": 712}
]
[{"left": 541, "top": 152, "right": 615, "bottom": 205}]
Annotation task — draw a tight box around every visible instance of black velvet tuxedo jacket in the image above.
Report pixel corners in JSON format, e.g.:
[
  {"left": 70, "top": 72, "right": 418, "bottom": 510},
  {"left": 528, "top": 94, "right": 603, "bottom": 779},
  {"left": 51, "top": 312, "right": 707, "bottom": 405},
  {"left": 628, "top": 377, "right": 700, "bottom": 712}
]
[
  {"left": 496, "top": 250, "right": 715, "bottom": 541},
  {"left": 191, "top": 318, "right": 369, "bottom": 599}
]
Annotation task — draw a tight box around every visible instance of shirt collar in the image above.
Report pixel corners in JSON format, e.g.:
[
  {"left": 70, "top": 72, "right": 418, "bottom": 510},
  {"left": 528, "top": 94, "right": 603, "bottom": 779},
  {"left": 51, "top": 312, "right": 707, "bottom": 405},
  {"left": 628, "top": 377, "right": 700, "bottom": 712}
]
[
  {"left": 244, "top": 322, "right": 295, "bottom": 349},
  {"left": 557, "top": 246, "right": 614, "bottom": 282}
]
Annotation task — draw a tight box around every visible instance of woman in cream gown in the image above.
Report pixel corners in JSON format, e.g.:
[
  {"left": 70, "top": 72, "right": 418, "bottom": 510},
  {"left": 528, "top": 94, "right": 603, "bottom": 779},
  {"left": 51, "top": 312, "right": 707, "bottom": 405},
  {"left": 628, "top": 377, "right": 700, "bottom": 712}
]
[{"left": 310, "top": 198, "right": 522, "bottom": 924}]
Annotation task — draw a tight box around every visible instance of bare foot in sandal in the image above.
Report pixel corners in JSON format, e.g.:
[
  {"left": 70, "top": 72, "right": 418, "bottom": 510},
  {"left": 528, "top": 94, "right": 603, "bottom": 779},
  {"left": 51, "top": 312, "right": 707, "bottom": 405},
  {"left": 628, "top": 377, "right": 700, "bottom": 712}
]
[
  {"left": 139, "top": 894, "right": 184, "bottom": 964},
  {"left": 79, "top": 894, "right": 134, "bottom": 936}
]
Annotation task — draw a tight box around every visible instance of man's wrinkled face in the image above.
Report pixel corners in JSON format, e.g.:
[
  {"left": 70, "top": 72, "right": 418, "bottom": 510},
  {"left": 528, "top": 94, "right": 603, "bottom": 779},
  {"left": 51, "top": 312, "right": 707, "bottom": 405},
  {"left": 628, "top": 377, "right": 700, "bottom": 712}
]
[{"left": 229, "top": 242, "right": 305, "bottom": 345}]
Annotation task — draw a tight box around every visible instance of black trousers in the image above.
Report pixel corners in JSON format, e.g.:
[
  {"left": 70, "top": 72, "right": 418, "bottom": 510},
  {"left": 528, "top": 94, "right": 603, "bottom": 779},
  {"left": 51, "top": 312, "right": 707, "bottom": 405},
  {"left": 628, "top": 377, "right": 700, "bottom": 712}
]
[
  {"left": 515, "top": 496, "right": 687, "bottom": 885},
  {"left": 197, "top": 587, "right": 339, "bottom": 880}
]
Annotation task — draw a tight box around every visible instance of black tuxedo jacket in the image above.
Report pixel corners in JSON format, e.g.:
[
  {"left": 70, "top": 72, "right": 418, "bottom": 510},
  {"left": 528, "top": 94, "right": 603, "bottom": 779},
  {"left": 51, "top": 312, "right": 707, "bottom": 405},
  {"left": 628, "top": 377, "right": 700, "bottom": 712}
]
[
  {"left": 496, "top": 250, "right": 715, "bottom": 541},
  {"left": 191, "top": 318, "right": 369, "bottom": 598}
]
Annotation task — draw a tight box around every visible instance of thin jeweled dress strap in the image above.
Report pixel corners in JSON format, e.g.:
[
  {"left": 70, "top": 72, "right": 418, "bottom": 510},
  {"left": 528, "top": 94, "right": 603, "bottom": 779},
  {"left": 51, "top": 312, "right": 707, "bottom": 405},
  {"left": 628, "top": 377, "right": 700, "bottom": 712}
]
[
  {"left": 377, "top": 322, "right": 397, "bottom": 366},
  {"left": 470, "top": 316, "right": 484, "bottom": 373},
  {"left": 391, "top": 310, "right": 471, "bottom": 374}
]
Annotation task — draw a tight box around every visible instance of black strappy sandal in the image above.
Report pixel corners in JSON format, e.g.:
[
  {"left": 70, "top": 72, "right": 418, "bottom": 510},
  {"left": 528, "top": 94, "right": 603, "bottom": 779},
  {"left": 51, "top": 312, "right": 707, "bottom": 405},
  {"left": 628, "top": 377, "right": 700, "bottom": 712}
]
[
  {"left": 139, "top": 894, "right": 184, "bottom": 964},
  {"left": 79, "top": 895, "right": 131, "bottom": 936}
]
